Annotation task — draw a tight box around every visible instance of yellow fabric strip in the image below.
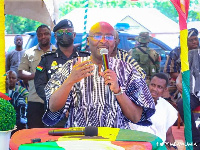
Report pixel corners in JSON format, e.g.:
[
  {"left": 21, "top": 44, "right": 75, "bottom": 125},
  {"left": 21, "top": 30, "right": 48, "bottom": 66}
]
[
  {"left": 180, "top": 29, "right": 189, "bottom": 72},
  {"left": 0, "top": 0, "right": 6, "bottom": 93}
]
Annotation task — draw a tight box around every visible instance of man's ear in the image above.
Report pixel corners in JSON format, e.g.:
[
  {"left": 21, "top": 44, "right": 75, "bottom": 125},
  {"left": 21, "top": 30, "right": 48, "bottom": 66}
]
[
  {"left": 164, "top": 86, "right": 168, "bottom": 92},
  {"left": 73, "top": 32, "right": 76, "bottom": 38}
]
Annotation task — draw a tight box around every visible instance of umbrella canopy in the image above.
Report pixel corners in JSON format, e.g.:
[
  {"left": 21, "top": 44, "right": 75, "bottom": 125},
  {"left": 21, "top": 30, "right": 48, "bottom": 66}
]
[{"left": 4, "top": 0, "right": 59, "bottom": 28}]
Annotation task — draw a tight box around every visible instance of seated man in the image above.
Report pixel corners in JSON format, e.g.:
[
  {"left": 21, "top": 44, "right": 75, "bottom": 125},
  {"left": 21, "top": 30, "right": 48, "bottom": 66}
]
[
  {"left": 7, "top": 70, "right": 29, "bottom": 102},
  {"left": 7, "top": 70, "right": 28, "bottom": 132},
  {"left": 42, "top": 21, "right": 155, "bottom": 128},
  {"left": 129, "top": 73, "right": 178, "bottom": 149}
]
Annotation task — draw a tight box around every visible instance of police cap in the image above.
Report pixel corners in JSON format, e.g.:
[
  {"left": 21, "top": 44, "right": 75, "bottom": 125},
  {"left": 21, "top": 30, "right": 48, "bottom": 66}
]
[
  {"left": 135, "top": 32, "right": 153, "bottom": 44},
  {"left": 53, "top": 19, "right": 74, "bottom": 32},
  {"left": 188, "top": 28, "right": 198, "bottom": 38}
]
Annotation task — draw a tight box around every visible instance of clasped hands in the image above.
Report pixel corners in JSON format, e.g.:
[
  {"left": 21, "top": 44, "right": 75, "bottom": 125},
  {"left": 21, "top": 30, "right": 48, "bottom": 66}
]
[{"left": 67, "top": 60, "right": 120, "bottom": 94}]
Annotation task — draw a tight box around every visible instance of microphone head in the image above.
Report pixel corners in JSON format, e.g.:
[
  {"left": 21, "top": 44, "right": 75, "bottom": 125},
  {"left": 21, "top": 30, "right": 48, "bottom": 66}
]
[
  {"left": 84, "top": 126, "right": 98, "bottom": 136},
  {"left": 100, "top": 48, "right": 108, "bottom": 55}
]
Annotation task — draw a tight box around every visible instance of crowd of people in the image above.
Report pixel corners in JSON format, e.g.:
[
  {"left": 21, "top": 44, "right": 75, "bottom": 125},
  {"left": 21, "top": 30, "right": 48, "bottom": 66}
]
[{"left": 5, "top": 19, "right": 200, "bottom": 149}]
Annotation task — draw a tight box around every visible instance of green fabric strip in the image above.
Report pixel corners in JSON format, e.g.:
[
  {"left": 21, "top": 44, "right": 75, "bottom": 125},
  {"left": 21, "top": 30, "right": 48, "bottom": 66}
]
[
  {"left": 116, "top": 129, "right": 167, "bottom": 150},
  {"left": 182, "top": 70, "right": 193, "bottom": 150},
  {"left": 19, "top": 142, "right": 65, "bottom": 150}
]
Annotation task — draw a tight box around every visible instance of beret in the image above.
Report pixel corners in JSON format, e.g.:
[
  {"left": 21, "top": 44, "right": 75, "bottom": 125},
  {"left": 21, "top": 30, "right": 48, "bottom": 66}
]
[
  {"left": 53, "top": 19, "right": 73, "bottom": 32},
  {"left": 188, "top": 28, "right": 198, "bottom": 38}
]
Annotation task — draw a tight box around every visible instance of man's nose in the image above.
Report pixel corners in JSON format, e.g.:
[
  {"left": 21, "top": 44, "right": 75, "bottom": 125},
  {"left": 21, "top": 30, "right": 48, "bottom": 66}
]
[
  {"left": 41, "top": 34, "right": 46, "bottom": 38},
  {"left": 152, "top": 86, "right": 158, "bottom": 91},
  {"left": 100, "top": 36, "right": 107, "bottom": 43}
]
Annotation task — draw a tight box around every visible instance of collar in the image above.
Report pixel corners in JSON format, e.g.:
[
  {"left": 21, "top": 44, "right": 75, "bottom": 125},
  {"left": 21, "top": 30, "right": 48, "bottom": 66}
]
[
  {"left": 35, "top": 44, "right": 57, "bottom": 51},
  {"left": 56, "top": 47, "right": 79, "bottom": 59}
]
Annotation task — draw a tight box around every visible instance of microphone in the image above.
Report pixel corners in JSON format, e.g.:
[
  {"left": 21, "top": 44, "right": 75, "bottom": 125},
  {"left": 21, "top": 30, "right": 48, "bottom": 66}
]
[
  {"left": 100, "top": 48, "right": 109, "bottom": 71},
  {"left": 48, "top": 126, "right": 98, "bottom": 136}
]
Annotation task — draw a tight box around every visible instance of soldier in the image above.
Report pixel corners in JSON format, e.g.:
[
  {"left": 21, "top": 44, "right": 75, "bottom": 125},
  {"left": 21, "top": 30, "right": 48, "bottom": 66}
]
[
  {"left": 111, "top": 30, "right": 146, "bottom": 79},
  {"left": 34, "top": 19, "right": 90, "bottom": 127},
  {"left": 129, "top": 32, "right": 160, "bottom": 85}
]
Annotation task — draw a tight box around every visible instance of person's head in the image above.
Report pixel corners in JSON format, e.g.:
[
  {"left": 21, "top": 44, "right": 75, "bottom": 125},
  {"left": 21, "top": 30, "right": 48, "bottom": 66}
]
[
  {"left": 36, "top": 25, "right": 51, "bottom": 48},
  {"left": 187, "top": 28, "right": 199, "bottom": 50},
  {"left": 14, "top": 35, "right": 23, "bottom": 49},
  {"left": 7, "top": 70, "right": 17, "bottom": 90},
  {"left": 110, "top": 30, "right": 120, "bottom": 57},
  {"left": 87, "top": 21, "right": 115, "bottom": 62},
  {"left": 135, "top": 32, "right": 153, "bottom": 45},
  {"left": 149, "top": 73, "right": 168, "bottom": 103},
  {"left": 53, "top": 19, "right": 76, "bottom": 48}
]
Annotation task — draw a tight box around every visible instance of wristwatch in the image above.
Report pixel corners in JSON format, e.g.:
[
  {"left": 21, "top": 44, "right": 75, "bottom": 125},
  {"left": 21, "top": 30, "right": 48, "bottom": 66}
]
[{"left": 113, "top": 87, "right": 123, "bottom": 96}]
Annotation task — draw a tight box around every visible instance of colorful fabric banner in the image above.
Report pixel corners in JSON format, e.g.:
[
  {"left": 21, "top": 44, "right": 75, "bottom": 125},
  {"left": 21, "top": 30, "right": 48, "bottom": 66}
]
[
  {"left": 10, "top": 127, "right": 166, "bottom": 150},
  {"left": 170, "top": 1, "right": 193, "bottom": 150},
  {"left": 0, "top": 0, "right": 6, "bottom": 93},
  {"left": 0, "top": 92, "right": 11, "bottom": 100}
]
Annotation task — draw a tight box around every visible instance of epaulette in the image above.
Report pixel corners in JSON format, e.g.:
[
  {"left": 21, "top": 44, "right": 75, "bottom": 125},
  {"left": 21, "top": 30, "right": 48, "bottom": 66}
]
[
  {"left": 41, "top": 51, "right": 56, "bottom": 58},
  {"left": 78, "top": 51, "right": 91, "bottom": 56}
]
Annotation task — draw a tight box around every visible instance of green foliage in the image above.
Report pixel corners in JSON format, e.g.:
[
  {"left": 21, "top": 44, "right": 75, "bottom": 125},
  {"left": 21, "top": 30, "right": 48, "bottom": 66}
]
[
  {"left": 5, "top": 15, "right": 42, "bottom": 34},
  {"left": 153, "top": 0, "right": 179, "bottom": 23},
  {"left": 0, "top": 98, "right": 16, "bottom": 131}
]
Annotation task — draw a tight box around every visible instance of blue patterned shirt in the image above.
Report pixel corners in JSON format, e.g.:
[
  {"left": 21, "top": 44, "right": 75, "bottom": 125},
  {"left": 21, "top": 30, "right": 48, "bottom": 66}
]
[
  {"left": 43, "top": 56, "right": 155, "bottom": 128},
  {"left": 164, "top": 47, "right": 181, "bottom": 74}
]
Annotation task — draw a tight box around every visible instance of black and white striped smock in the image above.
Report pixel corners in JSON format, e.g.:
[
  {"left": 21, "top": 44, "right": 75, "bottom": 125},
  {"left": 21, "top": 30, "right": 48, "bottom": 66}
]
[{"left": 43, "top": 56, "right": 155, "bottom": 129}]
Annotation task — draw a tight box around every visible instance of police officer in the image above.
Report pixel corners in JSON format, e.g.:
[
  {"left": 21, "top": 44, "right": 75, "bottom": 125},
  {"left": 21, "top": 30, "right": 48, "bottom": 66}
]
[
  {"left": 129, "top": 32, "right": 160, "bottom": 84},
  {"left": 34, "top": 19, "right": 90, "bottom": 127}
]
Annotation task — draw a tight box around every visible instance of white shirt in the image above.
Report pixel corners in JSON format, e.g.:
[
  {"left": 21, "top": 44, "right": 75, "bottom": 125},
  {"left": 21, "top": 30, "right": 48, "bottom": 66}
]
[{"left": 129, "top": 97, "right": 178, "bottom": 142}]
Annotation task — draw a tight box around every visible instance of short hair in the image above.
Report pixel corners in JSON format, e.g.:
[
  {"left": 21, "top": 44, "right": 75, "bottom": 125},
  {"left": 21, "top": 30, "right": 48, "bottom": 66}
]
[
  {"left": 151, "top": 73, "right": 168, "bottom": 86},
  {"left": 7, "top": 70, "right": 17, "bottom": 78},
  {"left": 14, "top": 35, "right": 22, "bottom": 39},
  {"left": 36, "top": 25, "right": 50, "bottom": 33}
]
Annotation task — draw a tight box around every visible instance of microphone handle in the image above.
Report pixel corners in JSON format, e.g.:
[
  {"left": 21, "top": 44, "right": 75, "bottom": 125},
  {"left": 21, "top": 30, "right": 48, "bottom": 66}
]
[
  {"left": 102, "top": 54, "right": 109, "bottom": 70},
  {"left": 49, "top": 129, "right": 84, "bottom": 136}
]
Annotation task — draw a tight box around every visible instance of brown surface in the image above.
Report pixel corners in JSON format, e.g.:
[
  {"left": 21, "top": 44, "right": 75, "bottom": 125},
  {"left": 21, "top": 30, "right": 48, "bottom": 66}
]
[{"left": 172, "top": 126, "right": 185, "bottom": 150}]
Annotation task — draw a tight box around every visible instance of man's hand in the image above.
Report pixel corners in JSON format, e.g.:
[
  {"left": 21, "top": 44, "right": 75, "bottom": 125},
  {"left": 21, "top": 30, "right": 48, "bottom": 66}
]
[
  {"left": 99, "top": 69, "right": 120, "bottom": 94},
  {"left": 67, "top": 60, "right": 94, "bottom": 85}
]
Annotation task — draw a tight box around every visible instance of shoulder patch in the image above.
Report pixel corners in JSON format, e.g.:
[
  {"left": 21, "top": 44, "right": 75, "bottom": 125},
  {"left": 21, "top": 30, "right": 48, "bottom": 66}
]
[
  {"left": 36, "top": 65, "right": 43, "bottom": 71},
  {"left": 41, "top": 51, "right": 56, "bottom": 57}
]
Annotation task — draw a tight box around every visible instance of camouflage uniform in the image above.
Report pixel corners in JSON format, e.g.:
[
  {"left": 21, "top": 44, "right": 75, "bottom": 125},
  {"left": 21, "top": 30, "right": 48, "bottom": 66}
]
[{"left": 129, "top": 32, "right": 160, "bottom": 84}]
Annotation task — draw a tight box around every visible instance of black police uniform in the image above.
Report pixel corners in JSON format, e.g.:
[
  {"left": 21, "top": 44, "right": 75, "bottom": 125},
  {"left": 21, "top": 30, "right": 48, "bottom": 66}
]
[{"left": 34, "top": 47, "right": 90, "bottom": 102}]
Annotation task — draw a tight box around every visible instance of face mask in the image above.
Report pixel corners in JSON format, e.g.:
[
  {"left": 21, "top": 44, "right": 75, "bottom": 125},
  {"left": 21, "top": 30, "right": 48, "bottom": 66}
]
[{"left": 57, "top": 33, "right": 74, "bottom": 47}]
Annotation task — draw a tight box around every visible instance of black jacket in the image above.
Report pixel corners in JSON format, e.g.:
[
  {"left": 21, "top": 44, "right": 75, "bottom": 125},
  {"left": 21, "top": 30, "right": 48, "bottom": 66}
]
[{"left": 34, "top": 47, "right": 90, "bottom": 103}]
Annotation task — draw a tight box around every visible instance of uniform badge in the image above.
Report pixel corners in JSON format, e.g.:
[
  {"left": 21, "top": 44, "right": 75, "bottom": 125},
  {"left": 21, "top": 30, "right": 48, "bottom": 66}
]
[
  {"left": 48, "top": 70, "right": 51, "bottom": 74},
  {"left": 51, "top": 61, "right": 58, "bottom": 70},
  {"left": 51, "top": 61, "right": 57, "bottom": 67},
  {"left": 36, "top": 66, "right": 43, "bottom": 71}
]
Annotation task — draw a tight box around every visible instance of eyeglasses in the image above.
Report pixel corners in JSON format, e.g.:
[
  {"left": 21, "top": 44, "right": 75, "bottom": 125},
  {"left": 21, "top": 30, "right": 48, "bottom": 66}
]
[
  {"left": 56, "top": 30, "right": 74, "bottom": 36},
  {"left": 89, "top": 35, "right": 115, "bottom": 41}
]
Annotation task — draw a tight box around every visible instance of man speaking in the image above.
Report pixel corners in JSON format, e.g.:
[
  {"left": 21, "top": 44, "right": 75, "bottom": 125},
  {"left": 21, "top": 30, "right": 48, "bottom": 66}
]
[{"left": 42, "top": 21, "right": 155, "bottom": 129}]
